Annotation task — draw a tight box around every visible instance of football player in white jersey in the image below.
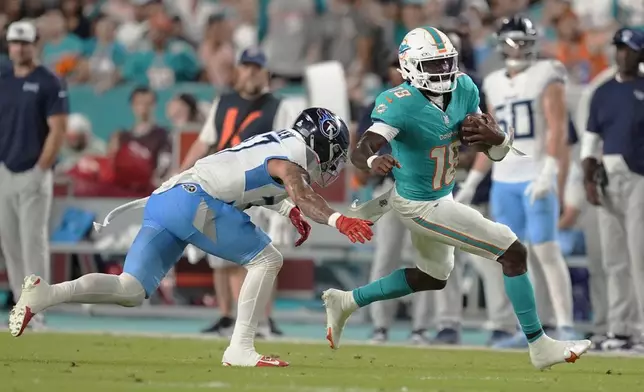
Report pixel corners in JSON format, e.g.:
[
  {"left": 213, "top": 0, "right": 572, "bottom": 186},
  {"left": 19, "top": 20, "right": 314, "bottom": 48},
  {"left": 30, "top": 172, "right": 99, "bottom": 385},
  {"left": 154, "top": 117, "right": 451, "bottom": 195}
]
[
  {"left": 8, "top": 107, "right": 374, "bottom": 367},
  {"left": 457, "top": 16, "right": 575, "bottom": 348}
]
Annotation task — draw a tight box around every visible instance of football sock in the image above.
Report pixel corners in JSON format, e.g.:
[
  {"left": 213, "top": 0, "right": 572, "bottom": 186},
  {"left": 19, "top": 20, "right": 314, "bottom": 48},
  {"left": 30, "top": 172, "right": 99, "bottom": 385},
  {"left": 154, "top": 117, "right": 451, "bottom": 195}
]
[
  {"left": 532, "top": 241, "right": 574, "bottom": 328},
  {"left": 352, "top": 269, "right": 413, "bottom": 308},
  {"left": 45, "top": 273, "right": 145, "bottom": 313},
  {"left": 503, "top": 272, "right": 544, "bottom": 342},
  {"left": 229, "top": 246, "right": 282, "bottom": 352}
]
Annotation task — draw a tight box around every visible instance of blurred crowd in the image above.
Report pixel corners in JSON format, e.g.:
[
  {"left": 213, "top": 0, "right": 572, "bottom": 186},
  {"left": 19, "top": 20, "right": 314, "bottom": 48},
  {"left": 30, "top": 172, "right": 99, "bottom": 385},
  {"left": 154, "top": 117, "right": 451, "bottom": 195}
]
[{"left": 0, "top": 0, "right": 641, "bottom": 95}]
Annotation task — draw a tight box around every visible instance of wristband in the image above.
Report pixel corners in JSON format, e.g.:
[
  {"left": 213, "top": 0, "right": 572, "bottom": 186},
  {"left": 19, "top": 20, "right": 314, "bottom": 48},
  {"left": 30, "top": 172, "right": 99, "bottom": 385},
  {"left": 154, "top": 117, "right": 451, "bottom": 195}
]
[
  {"left": 366, "top": 155, "right": 378, "bottom": 169},
  {"left": 327, "top": 212, "right": 342, "bottom": 228}
]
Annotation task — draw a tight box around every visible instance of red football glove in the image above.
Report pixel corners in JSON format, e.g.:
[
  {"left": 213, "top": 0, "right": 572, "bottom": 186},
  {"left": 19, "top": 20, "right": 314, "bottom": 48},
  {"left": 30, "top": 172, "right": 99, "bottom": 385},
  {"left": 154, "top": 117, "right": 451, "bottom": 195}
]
[
  {"left": 289, "top": 207, "right": 311, "bottom": 247},
  {"left": 336, "top": 215, "right": 374, "bottom": 243}
]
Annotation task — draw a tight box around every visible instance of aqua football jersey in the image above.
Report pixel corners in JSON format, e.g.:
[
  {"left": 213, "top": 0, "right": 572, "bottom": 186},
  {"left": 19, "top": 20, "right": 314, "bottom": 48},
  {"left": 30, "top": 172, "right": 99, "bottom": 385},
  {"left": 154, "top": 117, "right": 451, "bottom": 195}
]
[{"left": 371, "top": 74, "right": 480, "bottom": 201}]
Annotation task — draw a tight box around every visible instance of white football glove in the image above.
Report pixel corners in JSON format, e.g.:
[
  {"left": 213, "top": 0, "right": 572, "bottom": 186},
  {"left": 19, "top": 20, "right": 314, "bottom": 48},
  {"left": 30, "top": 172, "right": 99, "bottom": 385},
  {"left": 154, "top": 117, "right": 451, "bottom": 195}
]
[
  {"left": 455, "top": 170, "right": 486, "bottom": 205},
  {"left": 525, "top": 156, "right": 558, "bottom": 204}
]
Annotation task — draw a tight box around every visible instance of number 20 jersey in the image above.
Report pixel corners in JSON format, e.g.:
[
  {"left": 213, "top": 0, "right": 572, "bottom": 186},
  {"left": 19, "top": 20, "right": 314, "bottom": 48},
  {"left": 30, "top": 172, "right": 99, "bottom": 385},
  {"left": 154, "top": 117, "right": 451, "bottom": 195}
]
[
  {"left": 155, "top": 129, "right": 313, "bottom": 210},
  {"left": 483, "top": 60, "right": 567, "bottom": 183}
]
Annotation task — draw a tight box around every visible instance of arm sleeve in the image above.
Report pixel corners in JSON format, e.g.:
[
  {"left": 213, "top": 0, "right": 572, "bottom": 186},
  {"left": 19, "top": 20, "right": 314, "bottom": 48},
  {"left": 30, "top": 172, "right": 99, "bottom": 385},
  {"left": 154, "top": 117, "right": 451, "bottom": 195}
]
[
  {"left": 367, "top": 122, "right": 400, "bottom": 142},
  {"left": 45, "top": 76, "right": 70, "bottom": 117},
  {"left": 197, "top": 98, "right": 220, "bottom": 145},
  {"left": 263, "top": 198, "right": 297, "bottom": 217},
  {"left": 273, "top": 100, "right": 298, "bottom": 131}
]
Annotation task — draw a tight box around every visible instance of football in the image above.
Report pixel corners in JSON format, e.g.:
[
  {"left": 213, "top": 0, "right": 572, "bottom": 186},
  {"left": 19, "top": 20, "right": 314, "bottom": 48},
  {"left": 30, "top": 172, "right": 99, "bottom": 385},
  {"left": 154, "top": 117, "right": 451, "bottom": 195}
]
[{"left": 459, "top": 113, "right": 491, "bottom": 151}]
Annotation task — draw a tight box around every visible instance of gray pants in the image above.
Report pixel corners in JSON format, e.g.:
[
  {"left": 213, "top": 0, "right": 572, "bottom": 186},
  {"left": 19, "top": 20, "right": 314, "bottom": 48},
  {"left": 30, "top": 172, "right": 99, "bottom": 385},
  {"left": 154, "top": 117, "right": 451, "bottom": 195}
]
[
  {"left": 0, "top": 164, "right": 52, "bottom": 300},
  {"left": 369, "top": 179, "right": 431, "bottom": 331},
  {"left": 582, "top": 206, "right": 608, "bottom": 334},
  {"left": 597, "top": 170, "right": 644, "bottom": 336}
]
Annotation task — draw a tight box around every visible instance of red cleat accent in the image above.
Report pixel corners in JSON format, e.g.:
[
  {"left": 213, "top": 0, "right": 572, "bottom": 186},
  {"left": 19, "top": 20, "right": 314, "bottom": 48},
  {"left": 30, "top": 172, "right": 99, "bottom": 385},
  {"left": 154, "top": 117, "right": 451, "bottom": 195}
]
[
  {"left": 565, "top": 351, "right": 579, "bottom": 363},
  {"left": 34, "top": 279, "right": 40, "bottom": 285},
  {"left": 256, "top": 356, "right": 289, "bottom": 367},
  {"left": 16, "top": 307, "right": 34, "bottom": 337},
  {"left": 326, "top": 327, "right": 335, "bottom": 349}
]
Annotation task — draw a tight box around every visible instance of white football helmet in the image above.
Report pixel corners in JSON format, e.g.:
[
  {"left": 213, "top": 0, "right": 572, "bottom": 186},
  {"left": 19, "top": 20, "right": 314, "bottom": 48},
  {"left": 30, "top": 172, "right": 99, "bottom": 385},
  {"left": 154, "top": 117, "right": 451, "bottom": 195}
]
[{"left": 398, "top": 27, "right": 459, "bottom": 94}]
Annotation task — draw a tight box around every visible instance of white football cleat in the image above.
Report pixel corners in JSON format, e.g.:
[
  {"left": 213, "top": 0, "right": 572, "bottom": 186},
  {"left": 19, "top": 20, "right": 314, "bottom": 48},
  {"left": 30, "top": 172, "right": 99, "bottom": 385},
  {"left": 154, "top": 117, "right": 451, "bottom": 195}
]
[
  {"left": 221, "top": 347, "right": 288, "bottom": 367},
  {"left": 529, "top": 334, "right": 592, "bottom": 370},
  {"left": 9, "top": 275, "right": 50, "bottom": 337},
  {"left": 322, "top": 289, "right": 357, "bottom": 350}
]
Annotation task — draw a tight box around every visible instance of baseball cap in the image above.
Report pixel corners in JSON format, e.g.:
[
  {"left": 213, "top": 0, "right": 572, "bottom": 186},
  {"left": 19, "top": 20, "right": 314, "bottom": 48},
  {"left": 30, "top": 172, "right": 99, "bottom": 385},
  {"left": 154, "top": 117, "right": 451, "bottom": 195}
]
[
  {"left": 6, "top": 21, "right": 37, "bottom": 43},
  {"left": 613, "top": 27, "right": 644, "bottom": 52},
  {"left": 67, "top": 113, "right": 92, "bottom": 135},
  {"left": 239, "top": 47, "right": 267, "bottom": 68}
]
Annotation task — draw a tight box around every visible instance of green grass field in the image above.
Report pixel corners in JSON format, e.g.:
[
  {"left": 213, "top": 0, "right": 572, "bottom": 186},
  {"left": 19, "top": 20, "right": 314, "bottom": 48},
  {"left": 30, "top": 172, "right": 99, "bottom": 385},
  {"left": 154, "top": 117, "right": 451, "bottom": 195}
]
[{"left": 1, "top": 332, "right": 643, "bottom": 392}]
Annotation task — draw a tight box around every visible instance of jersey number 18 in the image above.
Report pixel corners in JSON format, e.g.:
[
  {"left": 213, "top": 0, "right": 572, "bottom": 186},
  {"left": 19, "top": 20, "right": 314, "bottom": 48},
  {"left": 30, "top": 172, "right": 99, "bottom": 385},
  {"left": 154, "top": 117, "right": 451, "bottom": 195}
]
[{"left": 430, "top": 141, "right": 459, "bottom": 190}]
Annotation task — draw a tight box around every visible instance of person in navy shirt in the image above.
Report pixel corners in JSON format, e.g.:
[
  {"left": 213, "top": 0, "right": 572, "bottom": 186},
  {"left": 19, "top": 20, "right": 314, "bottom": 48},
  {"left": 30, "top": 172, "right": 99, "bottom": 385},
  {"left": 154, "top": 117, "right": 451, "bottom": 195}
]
[
  {"left": 0, "top": 21, "right": 69, "bottom": 328},
  {"left": 580, "top": 27, "right": 644, "bottom": 352}
]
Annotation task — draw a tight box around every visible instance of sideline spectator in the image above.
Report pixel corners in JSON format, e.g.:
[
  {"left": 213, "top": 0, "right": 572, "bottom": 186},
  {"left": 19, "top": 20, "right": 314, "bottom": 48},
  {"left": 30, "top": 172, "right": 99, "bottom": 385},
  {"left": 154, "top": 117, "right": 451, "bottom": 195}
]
[
  {"left": 57, "top": 113, "right": 106, "bottom": 174},
  {"left": 199, "top": 13, "right": 235, "bottom": 89},
  {"left": 61, "top": 0, "right": 91, "bottom": 39},
  {"left": 581, "top": 27, "right": 644, "bottom": 352},
  {"left": 0, "top": 21, "right": 68, "bottom": 329},
  {"left": 231, "top": 0, "right": 259, "bottom": 59},
  {"left": 115, "top": 0, "right": 156, "bottom": 52},
  {"left": 108, "top": 86, "right": 172, "bottom": 188},
  {"left": 261, "top": 0, "right": 323, "bottom": 85},
  {"left": 166, "top": 93, "right": 204, "bottom": 130},
  {"left": 551, "top": 7, "right": 609, "bottom": 85},
  {"left": 78, "top": 15, "right": 126, "bottom": 91},
  {"left": 41, "top": 10, "right": 84, "bottom": 79},
  {"left": 122, "top": 8, "right": 200, "bottom": 89},
  {"left": 164, "top": 0, "right": 221, "bottom": 46}
]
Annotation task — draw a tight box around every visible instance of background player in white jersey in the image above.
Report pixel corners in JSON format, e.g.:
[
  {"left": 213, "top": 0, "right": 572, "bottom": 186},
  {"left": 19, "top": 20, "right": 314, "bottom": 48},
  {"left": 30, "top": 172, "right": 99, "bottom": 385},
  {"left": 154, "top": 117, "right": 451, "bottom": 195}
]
[
  {"left": 323, "top": 26, "right": 590, "bottom": 371},
  {"left": 457, "top": 16, "right": 575, "bottom": 348},
  {"left": 8, "top": 107, "right": 374, "bottom": 368}
]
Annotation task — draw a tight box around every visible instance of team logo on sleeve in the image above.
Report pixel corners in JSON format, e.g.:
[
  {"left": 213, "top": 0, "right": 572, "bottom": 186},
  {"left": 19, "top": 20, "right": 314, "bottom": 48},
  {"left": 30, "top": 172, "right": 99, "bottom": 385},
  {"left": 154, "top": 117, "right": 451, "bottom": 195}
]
[
  {"left": 317, "top": 108, "right": 339, "bottom": 138},
  {"left": 376, "top": 104, "right": 387, "bottom": 114}
]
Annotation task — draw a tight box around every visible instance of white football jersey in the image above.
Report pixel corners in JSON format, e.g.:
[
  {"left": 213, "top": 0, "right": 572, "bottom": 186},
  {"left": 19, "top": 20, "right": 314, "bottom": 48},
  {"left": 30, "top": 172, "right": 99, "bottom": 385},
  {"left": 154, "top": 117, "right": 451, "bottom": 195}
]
[
  {"left": 483, "top": 60, "right": 567, "bottom": 182},
  {"left": 155, "top": 129, "right": 314, "bottom": 210}
]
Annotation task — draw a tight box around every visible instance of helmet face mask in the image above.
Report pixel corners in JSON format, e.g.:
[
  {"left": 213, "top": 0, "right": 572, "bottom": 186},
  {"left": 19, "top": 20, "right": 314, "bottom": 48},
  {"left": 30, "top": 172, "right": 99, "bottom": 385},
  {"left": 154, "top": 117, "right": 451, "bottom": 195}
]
[
  {"left": 498, "top": 33, "right": 538, "bottom": 71},
  {"left": 292, "top": 107, "right": 349, "bottom": 188},
  {"left": 399, "top": 27, "right": 459, "bottom": 94},
  {"left": 496, "top": 16, "right": 539, "bottom": 72}
]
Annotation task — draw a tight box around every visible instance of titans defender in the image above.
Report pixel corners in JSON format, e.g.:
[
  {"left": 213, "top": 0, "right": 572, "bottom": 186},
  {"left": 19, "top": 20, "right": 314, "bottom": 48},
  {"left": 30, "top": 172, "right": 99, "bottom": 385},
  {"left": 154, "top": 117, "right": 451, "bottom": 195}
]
[
  {"left": 457, "top": 16, "right": 576, "bottom": 348},
  {"left": 9, "top": 108, "right": 374, "bottom": 368},
  {"left": 322, "top": 26, "right": 590, "bottom": 370}
]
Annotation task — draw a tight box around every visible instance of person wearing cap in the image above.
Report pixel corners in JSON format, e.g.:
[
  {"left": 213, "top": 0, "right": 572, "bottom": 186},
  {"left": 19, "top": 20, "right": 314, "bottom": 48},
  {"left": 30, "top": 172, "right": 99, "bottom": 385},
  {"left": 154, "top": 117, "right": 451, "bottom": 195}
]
[
  {"left": 56, "top": 113, "right": 107, "bottom": 174},
  {"left": 581, "top": 27, "right": 644, "bottom": 352},
  {"left": 0, "top": 20, "right": 69, "bottom": 328},
  {"left": 180, "top": 47, "right": 297, "bottom": 337}
]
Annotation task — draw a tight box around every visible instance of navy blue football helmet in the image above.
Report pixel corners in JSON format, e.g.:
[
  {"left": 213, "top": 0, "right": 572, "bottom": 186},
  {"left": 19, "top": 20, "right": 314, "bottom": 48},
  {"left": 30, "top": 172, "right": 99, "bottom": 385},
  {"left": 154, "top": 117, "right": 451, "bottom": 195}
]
[
  {"left": 496, "top": 15, "right": 539, "bottom": 71},
  {"left": 292, "top": 107, "right": 350, "bottom": 187}
]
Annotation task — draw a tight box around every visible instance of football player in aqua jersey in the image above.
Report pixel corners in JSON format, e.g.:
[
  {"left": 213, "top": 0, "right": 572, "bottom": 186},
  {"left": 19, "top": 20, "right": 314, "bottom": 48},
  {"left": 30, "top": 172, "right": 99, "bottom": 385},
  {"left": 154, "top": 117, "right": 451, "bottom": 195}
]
[{"left": 322, "top": 26, "right": 591, "bottom": 370}]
